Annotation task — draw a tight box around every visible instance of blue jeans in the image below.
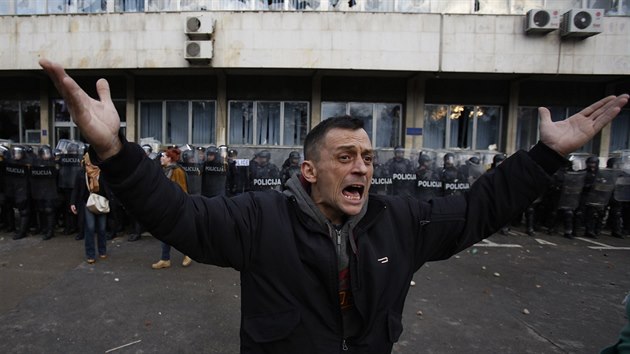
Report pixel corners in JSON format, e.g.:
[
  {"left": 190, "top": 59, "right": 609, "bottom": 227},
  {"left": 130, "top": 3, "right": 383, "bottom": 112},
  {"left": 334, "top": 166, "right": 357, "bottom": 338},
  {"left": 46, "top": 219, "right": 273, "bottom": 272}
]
[
  {"left": 160, "top": 242, "right": 171, "bottom": 261},
  {"left": 84, "top": 205, "right": 107, "bottom": 259}
]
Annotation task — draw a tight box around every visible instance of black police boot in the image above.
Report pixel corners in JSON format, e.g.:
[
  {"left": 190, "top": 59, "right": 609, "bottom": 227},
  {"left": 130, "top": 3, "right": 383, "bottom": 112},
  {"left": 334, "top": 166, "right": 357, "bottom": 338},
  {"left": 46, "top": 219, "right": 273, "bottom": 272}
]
[
  {"left": 13, "top": 216, "right": 29, "bottom": 240},
  {"left": 42, "top": 213, "right": 55, "bottom": 240}
]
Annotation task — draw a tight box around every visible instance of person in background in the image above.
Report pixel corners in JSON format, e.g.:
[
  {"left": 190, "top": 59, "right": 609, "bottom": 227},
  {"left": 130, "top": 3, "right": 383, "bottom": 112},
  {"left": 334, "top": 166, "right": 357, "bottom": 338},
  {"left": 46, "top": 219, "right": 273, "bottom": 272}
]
[
  {"left": 71, "top": 153, "right": 109, "bottom": 264},
  {"left": 151, "top": 147, "right": 193, "bottom": 269}
]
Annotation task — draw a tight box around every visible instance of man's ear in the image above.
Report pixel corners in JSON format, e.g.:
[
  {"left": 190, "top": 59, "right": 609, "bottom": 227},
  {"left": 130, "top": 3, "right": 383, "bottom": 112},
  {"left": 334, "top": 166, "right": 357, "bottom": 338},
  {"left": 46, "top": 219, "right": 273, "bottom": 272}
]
[{"left": 301, "top": 160, "right": 317, "bottom": 183}]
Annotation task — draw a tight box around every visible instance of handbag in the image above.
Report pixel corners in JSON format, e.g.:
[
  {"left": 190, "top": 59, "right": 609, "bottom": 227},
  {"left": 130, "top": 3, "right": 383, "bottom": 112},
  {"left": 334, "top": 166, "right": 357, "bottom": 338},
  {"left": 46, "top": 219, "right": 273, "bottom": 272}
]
[{"left": 85, "top": 173, "right": 110, "bottom": 214}]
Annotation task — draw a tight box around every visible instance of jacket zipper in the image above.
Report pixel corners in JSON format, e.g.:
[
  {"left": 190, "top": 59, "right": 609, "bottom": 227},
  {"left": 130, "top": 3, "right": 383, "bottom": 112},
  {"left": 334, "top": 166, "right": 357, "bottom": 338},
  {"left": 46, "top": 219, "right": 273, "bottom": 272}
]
[{"left": 332, "top": 227, "right": 349, "bottom": 352}]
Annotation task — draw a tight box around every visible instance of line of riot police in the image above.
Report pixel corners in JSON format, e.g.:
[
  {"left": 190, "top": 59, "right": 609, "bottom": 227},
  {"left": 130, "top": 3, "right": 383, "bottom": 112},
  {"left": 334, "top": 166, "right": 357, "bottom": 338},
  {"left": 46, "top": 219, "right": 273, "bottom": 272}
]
[
  {"left": 526, "top": 151, "right": 630, "bottom": 239},
  {"left": 370, "top": 146, "right": 499, "bottom": 202},
  {"left": 0, "top": 140, "right": 85, "bottom": 240}
]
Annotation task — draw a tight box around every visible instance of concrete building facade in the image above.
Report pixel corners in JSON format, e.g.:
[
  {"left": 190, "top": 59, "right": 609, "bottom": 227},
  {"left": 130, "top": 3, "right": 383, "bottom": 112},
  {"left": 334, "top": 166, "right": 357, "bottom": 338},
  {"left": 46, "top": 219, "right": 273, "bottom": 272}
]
[{"left": 0, "top": 0, "right": 629, "bottom": 165}]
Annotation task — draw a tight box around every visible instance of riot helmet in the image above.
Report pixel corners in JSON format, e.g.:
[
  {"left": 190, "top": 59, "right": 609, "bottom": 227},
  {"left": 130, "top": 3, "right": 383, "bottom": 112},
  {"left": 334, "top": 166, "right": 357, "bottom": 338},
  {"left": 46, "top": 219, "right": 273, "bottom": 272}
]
[
  {"left": 141, "top": 144, "right": 153, "bottom": 155},
  {"left": 492, "top": 153, "right": 506, "bottom": 167},
  {"left": 418, "top": 153, "right": 432, "bottom": 168},
  {"left": 67, "top": 142, "right": 79, "bottom": 154},
  {"left": 586, "top": 156, "right": 599, "bottom": 171},
  {"left": 257, "top": 150, "right": 271, "bottom": 165},
  {"left": 443, "top": 153, "right": 455, "bottom": 168},
  {"left": 467, "top": 156, "right": 480, "bottom": 165},
  {"left": 289, "top": 151, "right": 300, "bottom": 165},
  {"left": 11, "top": 145, "right": 25, "bottom": 160},
  {"left": 53, "top": 148, "right": 62, "bottom": 160},
  {"left": 228, "top": 149, "right": 238, "bottom": 160},
  {"left": 196, "top": 146, "right": 206, "bottom": 162},
  {"left": 38, "top": 145, "right": 53, "bottom": 160},
  {"left": 182, "top": 149, "right": 195, "bottom": 163},
  {"left": 206, "top": 146, "right": 219, "bottom": 161},
  {"left": 394, "top": 146, "right": 404, "bottom": 159}
]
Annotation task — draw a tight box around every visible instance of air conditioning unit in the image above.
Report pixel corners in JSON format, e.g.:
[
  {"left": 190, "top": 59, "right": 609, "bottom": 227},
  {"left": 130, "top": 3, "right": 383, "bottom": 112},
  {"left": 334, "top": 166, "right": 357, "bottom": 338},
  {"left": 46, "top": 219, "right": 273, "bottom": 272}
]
[
  {"left": 560, "top": 9, "right": 603, "bottom": 38},
  {"left": 524, "top": 9, "right": 560, "bottom": 34},
  {"left": 185, "top": 41, "right": 213, "bottom": 64},
  {"left": 185, "top": 15, "right": 214, "bottom": 40}
]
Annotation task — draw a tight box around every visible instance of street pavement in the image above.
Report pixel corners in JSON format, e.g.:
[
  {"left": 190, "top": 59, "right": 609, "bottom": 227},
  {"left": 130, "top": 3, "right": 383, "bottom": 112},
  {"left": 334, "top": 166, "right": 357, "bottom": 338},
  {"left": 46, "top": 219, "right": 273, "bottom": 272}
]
[{"left": 0, "top": 225, "right": 629, "bottom": 353}]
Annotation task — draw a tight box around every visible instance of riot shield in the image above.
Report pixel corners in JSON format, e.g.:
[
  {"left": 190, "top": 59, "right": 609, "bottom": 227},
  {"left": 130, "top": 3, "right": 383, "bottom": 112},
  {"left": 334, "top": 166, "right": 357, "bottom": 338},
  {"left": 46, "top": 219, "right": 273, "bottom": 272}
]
[
  {"left": 383, "top": 148, "right": 416, "bottom": 197},
  {"left": 584, "top": 168, "right": 617, "bottom": 208},
  {"left": 180, "top": 147, "right": 204, "bottom": 196},
  {"left": 249, "top": 150, "right": 282, "bottom": 191},
  {"left": 201, "top": 146, "right": 227, "bottom": 198},
  {"left": 29, "top": 156, "right": 59, "bottom": 201},
  {"left": 557, "top": 170, "right": 586, "bottom": 210},
  {"left": 370, "top": 149, "right": 392, "bottom": 196},
  {"left": 56, "top": 139, "right": 83, "bottom": 190},
  {"left": 415, "top": 149, "right": 442, "bottom": 201},
  {"left": 614, "top": 175, "right": 630, "bottom": 202},
  {"left": 5, "top": 146, "right": 30, "bottom": 204}
]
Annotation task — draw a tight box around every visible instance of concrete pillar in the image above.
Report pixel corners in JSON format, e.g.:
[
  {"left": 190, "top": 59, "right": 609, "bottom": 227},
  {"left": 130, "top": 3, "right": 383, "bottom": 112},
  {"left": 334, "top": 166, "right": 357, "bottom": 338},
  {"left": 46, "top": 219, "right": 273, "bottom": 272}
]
[
  {"left": 39, "top": 78, "right": 50, "bottom": 146},
  {"left": 505, "top": 81, "right": 519, "bottom": 155},
  {"left": 404, "top": 74, "right": 425, "bottom": 151},
  {"left": 311, "top": 72, "right": 322, "bottom": 129},
  {"left": 216, "top": 70, "right": 227, "bottom": 146},
  {"left": 125, "top": 74, "right": 135, "bottom": 142}
]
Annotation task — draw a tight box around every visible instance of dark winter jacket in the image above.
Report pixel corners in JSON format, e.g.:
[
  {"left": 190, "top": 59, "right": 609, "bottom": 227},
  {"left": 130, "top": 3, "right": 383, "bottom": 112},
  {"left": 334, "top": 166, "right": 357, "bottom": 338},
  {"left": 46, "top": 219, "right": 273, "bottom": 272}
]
[{"left": 93, "top": 140, "right": 565, "bottom": 354}]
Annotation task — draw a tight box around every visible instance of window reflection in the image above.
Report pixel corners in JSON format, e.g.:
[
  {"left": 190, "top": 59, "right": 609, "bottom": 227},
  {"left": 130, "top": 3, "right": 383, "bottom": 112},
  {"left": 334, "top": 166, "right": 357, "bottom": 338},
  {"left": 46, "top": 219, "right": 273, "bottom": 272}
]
[
  {"left": 115, "top": 0, "right": 144, "bottom": 12},
  {"left": 322, "top": 101, "right": 402, "bottom": 148},
  {"left": 283, "top": 102, "right": 308, "bottom": 146},
  {"left": 424, "top": 104, "right": 501, "bottom": 150},
  {"left": 229, "top": 100, "right": 308, "bottom": 146},
  {"left": 610, "top": 109, "right": 630, "bottom": 151},
  {"left": 229, "top": 101, "right": 254, "bottom": 145}
]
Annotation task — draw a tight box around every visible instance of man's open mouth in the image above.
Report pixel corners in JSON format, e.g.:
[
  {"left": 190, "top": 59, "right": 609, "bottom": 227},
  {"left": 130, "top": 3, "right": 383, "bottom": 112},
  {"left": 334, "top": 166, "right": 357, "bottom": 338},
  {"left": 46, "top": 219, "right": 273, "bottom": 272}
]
[{"left": 342, "top": 184, "right": 365, "bottom": 201}]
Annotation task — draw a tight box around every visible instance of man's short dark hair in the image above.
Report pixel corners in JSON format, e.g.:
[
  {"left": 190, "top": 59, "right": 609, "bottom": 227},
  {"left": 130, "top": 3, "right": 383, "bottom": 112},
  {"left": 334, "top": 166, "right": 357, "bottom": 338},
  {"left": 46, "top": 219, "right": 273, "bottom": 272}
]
[{"left": 304, "top": 115, "right": 365, "bottom": 161}]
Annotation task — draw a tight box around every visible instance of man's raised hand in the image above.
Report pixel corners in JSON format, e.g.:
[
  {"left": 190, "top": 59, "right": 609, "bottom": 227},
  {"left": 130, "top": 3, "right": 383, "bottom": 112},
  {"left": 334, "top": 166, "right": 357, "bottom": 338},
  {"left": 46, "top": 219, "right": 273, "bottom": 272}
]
[
  {"left": 39, "top": 59, "right": 122, "bottom": 160},
  {"left": 539, "top": 94, "right": 629, "bottom": 157}
]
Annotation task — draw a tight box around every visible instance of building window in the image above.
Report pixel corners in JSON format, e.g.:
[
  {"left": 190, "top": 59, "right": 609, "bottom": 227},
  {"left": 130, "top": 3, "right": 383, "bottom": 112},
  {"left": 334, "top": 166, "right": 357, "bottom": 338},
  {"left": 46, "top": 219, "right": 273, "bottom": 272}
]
[
  {"left": 52, "top": 99, "right": 126, "bottom": 145},
  {"left": 610, "top": 109, "right": 630, "bottom": 152},
  {"left": 321, "top": 102, "right": 401, "bottom": 149},
  {"left": 0, "top": 100, "right": 40, "bottom": 143},
  {"left": 228, "top": 100, "right": 309, "bottom": 146},
  {"left": 114, "top": 0, "right": 145, "bottom": 12},
  {"left": 424, "top": 104, "right": 502, "bottom": 150},
  {"left": 139, "top": 100, "right": 216, "bottom": 146}
]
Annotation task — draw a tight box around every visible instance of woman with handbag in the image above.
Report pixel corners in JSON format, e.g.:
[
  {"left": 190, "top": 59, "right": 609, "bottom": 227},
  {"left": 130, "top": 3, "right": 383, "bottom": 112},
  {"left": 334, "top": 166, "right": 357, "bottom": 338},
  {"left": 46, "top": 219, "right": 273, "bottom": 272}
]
[{"left": 71, "top": 153, "right": 110, "bottom": 264}]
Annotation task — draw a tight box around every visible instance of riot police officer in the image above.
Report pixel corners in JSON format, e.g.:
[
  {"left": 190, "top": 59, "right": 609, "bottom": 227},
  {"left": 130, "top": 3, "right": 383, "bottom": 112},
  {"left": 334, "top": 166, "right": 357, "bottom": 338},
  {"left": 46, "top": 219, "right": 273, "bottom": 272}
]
[
  {"left": 227, "top": 149, "right": 249, "bottom": 196},
  {"left": 458, "top": 156, "right": 484, "bottom": 186},
  {"left": 582, "top": 157, "right": 617, "bottom": 238},
  {"left": 0, "top": 145, "right": 9, "bottom": 231},
  {"left": 415, "top": 153, "right": 442, "bottom": 202},
  {"left": 370, "top": 151, "right": 392, "bottom": 196},
  {"left": 281, "top": 151, "right": 301, "bottom": 189},
  {"left": 30, "top": 145, "right": 59, "bottom": 240},
  {"left": 57, "top": 141, "right": 83, "bottom": 235},
  {"left": 555, "top": 162, "right": 587, "bottom": 239},
  {"left": 384, "top": 146, "right": 415, "bottom": 197},
  {"left": 579, "top": 156, "right": 600, "bottom": 237},
  {"left": 6, "top": 145, "right": 31, "bottom": 239},
  {"left": 181, "top": 147, "right": 204, "bottom": 196},
  {"left": 249, "top": 150, "right": 281, "bottom": 192},
  {"left": 201, "top": 146, "right": 227, "bottom": 198},
  {"left": 441, "top": 152, "right": 468, "bottom": 197}
]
